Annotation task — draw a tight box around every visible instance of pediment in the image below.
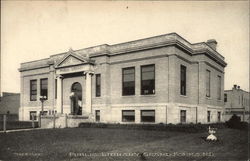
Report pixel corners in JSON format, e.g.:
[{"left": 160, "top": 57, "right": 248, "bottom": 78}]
[
  {"left": 55, "top": 48, "right": 92, "bottom": 68},
  {"left": 59, "top": 55, "right": 84, "bottom": 67}
]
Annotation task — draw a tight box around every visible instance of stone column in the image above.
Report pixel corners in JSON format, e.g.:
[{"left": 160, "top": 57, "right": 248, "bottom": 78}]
[
  {"left": 85, "top": 71, "right": 93, "bottom": 114},
  {"left": 56, "top": 75, "right": 63, "bottom": 114}
]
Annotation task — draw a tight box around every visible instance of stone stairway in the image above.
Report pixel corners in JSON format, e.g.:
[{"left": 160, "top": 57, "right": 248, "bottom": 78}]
[{"left": 40, "top": 112, "right": 93, "bottom": 128}]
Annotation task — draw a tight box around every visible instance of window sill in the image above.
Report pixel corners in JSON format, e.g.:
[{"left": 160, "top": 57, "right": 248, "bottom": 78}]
[
  {"left": 121, "top": 121, "right": 135, "bottom": 123},
  {"left": 121, "top": 95, "right": 135, "bottom": 97},
  {"left": 206, "top": 97, "right": 212, "bottom": 100},
  {"left": 140, "top": 94, "right": 156, "bottom": 97},
  {"left": 120, "top": 94, "right": 157, "bottom": 97},
  {"left": 140, "top": 122, "right": 156, "bottom": 124},
  {"left": 180, "top": 95, "right": 187, "bottom": 98}
]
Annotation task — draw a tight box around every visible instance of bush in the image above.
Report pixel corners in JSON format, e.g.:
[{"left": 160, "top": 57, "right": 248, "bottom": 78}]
[
  {"left": 78, "top": 122, "right": 226, "bottom": 133},
  {"left": 225, "top": 114, "right": 248, "bottom": 130},
  {"left": 226, "top": 114, "right": 240, "bottom": 128}
]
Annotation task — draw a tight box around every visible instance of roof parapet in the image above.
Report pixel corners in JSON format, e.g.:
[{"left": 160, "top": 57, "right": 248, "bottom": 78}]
[
  {"left": 206, "top": 39, "right": 217, "bottom": 51},
  {"left": 19, "top": 33, "right": 227, "bottom": 72}
]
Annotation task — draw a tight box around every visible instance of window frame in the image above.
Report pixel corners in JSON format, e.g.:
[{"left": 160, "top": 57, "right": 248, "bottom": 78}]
[
  {"left": 29, "top": 111, "right": 37, "bottom": 120},
  {"left": 217, "top": 75, "right": 221, "bottom": 100},
  {"left": 206, "top": 70, "right": 211, "bottom": 97},
  {"left": 180, "top": 65, "right": 187, "bottom": 96},
  {"left": 122, "top": 67, "right": 135, "bottom": 96},
  {"left": 30, "top": 79, "right": 37, "bottom": 101},
  {"left": 55, "top": 79, "right": 57, "bottom": 99},
  {"left": 217, "top": 111, "right": 221, "bottom": 122},
  {"left": 180, "top": 110, "right": 186, "bottom": 123},
  {"left": 95, "top": 110, "right": 100, "bottom": 122},
  {"left": 141, "top": 64, "right": 155, "bottom": 95},
  {"left": 95, "top": 74, "right": 101, "bottom": 97},
  {"left": 122, "top": 110, "right": 135, "bottom": 122},
  {"left": 40, "top": 78, "right": 48, "bottom": 100},
  {"left": 207, "top": 111, "right": 211, "bottom": 123},
  {"left": 224, "top": 93, "right": 227, "bottom": 102},
  {"left": 141, "top": 110, "right": 155, "bottom": 123}
]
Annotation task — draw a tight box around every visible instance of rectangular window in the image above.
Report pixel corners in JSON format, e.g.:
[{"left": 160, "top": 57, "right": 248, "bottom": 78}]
[
  {"left": 30, "top": 80, "right": 37, "bottom": 101},
  {"left": 217, "top": 76, "right": 221, "bottom": 100},
  {"left": 122, "top": 110, "right": 135, "bottom": 122},
  {"left": 141, "top": 65, "right": 155, "bottom": 95},
  {"left": 180, "top": 65, "right": 186, "bottom": 95},
  {"left": 122, "top": 67, "right": 135, "bottom": 96},
  {"left": 206, "top": 70, "right": 211, "bottom": 97},
  {"left": 141, "top": 110, "right": 155, "bottom": 122},
  {"left": 96, "top": 74, "right": 101, "bottom": 97},
  {"left": 29, "top": 111, "right": 37, "bottom": 120},
  {"left": 224, "top": 93, "right": 227, "bottom": 102},
  {"left": 55, "top": 79, "right": 57, "bottom": 99},
  {"left": 180, "top": 110, "right": 186, "bottom": 123},
  {"left": 218, "top": 112, "right": 221, "bottom": 122},
  {"left": 95, "top": 110, "right": 100, "bottom": 122},
  {"left": 40, "top": 78, "right": 48, "bottom": 99},
  {"left": 207, "top": 111, "right": 211, "bottom": 122}
]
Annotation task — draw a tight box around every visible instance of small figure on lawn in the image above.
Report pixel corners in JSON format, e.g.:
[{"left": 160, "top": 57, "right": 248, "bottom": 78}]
[{"left": 206, "top": 126, "right": 217, "bottom": 141}]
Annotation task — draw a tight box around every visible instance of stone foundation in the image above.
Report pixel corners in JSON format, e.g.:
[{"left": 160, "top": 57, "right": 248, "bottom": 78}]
[{"left": 40, "top": 114, "right": 93, "bottom": 128}]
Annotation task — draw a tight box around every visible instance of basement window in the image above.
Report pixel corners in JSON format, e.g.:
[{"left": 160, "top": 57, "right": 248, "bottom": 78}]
[
  {"left": 122, "top": 110, "right": 135, "bottom": 122},
  {"left": 141, "top": 110, "right": 155, "bottom": 122},
  {"left": 29, "top": 111, "right": 37, "bottom": 120}
]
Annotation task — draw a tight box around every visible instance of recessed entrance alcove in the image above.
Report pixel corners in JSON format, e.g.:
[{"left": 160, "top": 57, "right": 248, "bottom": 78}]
[{"left": 70, "top": 82, "right": 82, "bottom": 115}]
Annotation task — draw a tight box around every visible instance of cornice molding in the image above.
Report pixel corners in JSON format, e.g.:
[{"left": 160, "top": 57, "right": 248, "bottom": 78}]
[
  {"left": 110, "top": 54, "right": 168, "bottom": 65},
  {"left": 200, "top": 61, "right": 224, "bottom": 74},
  {"left": 19, "top": 33, "right": 227, "bottom": 72},
  {"left": 22, "top": 72, "right": 50, "bottom": 77},
  {"left": 19, "top": 65, "right": 49, "bottom": 72}
]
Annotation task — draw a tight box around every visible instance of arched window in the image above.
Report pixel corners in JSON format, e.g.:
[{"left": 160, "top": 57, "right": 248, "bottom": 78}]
[{"left": 71, "top": 82, "right": 82, "bottom": 101}]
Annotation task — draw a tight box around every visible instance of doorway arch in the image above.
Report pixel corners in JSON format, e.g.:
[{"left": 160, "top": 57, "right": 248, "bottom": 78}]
[{"left": 70, "top": 82, "right": 82, "bottom": 115}]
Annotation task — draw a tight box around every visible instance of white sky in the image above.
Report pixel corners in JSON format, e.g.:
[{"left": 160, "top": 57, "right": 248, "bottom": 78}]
[{"left": 1, "top": 1, "right": 249, "bottom": 93}]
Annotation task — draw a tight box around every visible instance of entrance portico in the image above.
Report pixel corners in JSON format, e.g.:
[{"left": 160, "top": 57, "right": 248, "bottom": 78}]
[{"left": 55, "top": 49, "right": 95, "bottom": 116}]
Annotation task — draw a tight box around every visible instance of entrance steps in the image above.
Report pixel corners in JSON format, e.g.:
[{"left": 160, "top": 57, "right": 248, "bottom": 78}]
[{"left": 40, "top": 113, "right": 94, "bottom": 128}]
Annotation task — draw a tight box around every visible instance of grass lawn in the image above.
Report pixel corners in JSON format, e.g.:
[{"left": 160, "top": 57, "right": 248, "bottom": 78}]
[{"left": 0, "top": 127, "right": 248, "bottom": 161}]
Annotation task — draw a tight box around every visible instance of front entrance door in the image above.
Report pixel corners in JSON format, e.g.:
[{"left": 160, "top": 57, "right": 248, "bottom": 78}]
[{"left": 70, "top": 82, "right": 82, "bottom": 115}]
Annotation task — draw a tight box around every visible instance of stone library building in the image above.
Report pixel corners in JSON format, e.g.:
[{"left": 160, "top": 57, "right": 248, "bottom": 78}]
[{"left": 19, "top": 33, "right": 227, "bottom": 125}]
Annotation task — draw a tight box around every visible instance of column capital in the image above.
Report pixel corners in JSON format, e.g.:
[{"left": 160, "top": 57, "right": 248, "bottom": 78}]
[
  {"left": 84, "top": 71, "right": 94, "bottom": 76},
  {"left": 56, "top": 75, "right": 63, "bottom": 79}
]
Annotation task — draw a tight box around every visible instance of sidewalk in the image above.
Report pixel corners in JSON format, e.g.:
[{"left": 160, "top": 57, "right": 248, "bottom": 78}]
[{"left": 0, "top": 128, "right": 44, "bottom": 133}]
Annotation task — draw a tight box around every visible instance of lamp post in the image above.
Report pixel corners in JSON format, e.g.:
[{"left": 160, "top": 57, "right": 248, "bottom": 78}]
[
  {"left": 40, "top": 95, "right": 47, "bottom": 115},
  {"left": 38, "top": 95, "right": 47, "bottom": 128}
]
